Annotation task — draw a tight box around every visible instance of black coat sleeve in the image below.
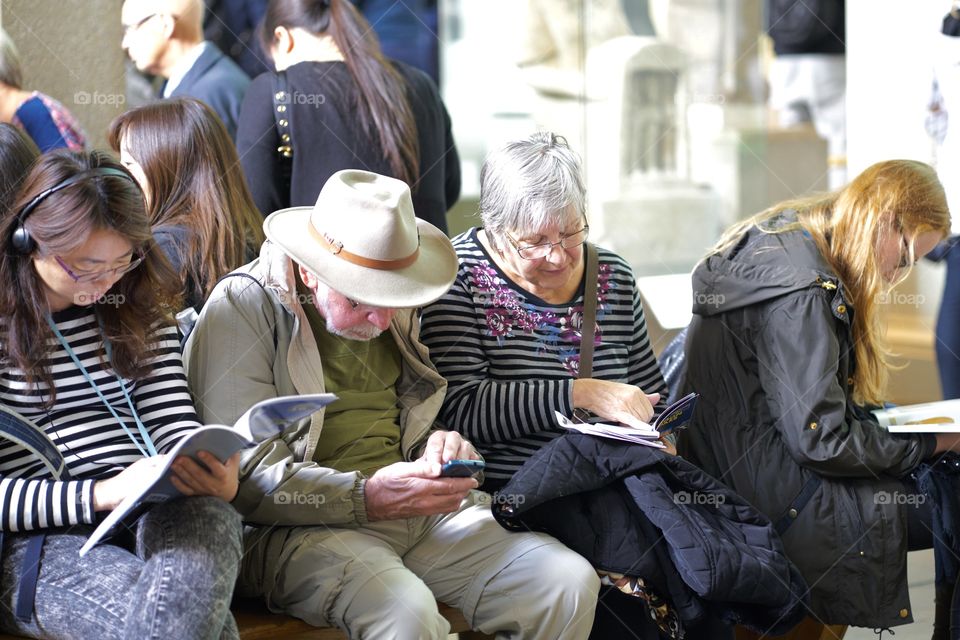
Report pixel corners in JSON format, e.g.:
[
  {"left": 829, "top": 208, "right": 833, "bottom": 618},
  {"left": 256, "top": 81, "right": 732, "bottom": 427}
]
[
  {"left": 236, "top": 73, "right": 288, "bottom": 217},
  {"left": 756, "top": 291, "right": 934, "bottom": 478}
]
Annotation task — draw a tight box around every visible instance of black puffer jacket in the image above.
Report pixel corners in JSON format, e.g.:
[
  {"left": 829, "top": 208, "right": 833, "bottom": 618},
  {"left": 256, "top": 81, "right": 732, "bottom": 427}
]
[
  {"left": 492, "top": 433, "right": 808, "bottom": 635},
  {"left": 677, "top": 212, "right": 938, "bottom": 628}
]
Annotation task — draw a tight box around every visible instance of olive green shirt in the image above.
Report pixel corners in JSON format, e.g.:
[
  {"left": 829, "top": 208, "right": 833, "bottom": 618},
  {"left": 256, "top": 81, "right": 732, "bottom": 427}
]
[{"left": 299, "top": 280, "right": 404, "bottom": 477}]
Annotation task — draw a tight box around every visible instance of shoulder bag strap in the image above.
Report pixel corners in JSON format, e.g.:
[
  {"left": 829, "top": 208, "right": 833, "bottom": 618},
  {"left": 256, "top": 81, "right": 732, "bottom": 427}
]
[
  {"left": 578, "top": 242, "right": 599, "bottom": 379},
  {"left": 214, "top": 272, "right": 279, "bottom": 351}
]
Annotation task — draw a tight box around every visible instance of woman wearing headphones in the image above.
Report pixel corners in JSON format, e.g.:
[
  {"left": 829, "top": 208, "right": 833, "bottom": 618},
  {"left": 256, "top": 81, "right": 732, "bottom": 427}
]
[{"left": 0, "top": 149, "right": 242, "bottom": 639}]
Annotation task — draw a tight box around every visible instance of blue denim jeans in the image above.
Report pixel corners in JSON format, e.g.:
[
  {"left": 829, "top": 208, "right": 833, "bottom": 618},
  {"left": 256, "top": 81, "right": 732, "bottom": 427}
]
[{"left": 0, "top": 496, "right": 242, "bottom": 640}]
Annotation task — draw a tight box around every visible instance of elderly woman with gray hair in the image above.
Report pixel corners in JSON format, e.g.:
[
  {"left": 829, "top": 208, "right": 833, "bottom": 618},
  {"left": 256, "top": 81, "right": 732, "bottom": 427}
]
[
  {"left": 422, "top": 131, "right": 670, "bottom": 489},
  {"left": 420, "top": 131, "right": 683, "bottom": 639}
]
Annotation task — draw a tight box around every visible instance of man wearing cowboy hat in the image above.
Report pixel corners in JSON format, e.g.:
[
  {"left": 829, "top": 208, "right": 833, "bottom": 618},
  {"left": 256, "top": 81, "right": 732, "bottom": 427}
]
[{"left": 184, "top": 170, "right": 599, "bottom": 639}]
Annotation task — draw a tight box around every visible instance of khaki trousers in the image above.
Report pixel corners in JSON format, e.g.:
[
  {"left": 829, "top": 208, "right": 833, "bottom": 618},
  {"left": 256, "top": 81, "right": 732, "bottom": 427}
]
[{"left": 239, "top": 492, "right": 599, "bottom": 640}]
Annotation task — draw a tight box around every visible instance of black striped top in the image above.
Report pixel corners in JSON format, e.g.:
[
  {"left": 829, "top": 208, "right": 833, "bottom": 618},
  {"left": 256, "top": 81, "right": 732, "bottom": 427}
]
[
  {"left": 420, "top": 228, "right": 668, "bottom": 486},
  {"left": 0, "top": 305, "right": 199, "bottom": 532}
]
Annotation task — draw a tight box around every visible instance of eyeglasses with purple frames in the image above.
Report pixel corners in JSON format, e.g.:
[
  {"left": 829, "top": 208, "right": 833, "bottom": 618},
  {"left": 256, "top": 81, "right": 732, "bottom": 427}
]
[{"left": 54, "top": 253, "right": 144, "bottom": 284}]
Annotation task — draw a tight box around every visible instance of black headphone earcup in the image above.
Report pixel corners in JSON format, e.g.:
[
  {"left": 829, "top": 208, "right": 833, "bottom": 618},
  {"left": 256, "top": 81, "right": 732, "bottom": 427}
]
[
  {"left": 9, "top": 167, "right": 133, "bottom": 256},
  {"left": 11, "top": 224, "right": 34, "bottom": 254}
]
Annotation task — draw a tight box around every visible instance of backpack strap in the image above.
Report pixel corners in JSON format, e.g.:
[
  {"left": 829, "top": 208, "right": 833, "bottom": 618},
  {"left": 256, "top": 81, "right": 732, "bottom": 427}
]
[{"left": 214, "top": 272, "right": 279, "bottom": 352}]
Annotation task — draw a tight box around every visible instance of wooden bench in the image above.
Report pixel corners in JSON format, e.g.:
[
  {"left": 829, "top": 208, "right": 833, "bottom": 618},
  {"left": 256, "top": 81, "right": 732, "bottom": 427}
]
[
  {"left": 735, "top": 617, "right": 847, "bottom": 640},
  {"left": 0, "top": 600, "right": 493, "bottom": 640},
  {"left": 234, "top": 598, "right": 492, "bottom": 640}
]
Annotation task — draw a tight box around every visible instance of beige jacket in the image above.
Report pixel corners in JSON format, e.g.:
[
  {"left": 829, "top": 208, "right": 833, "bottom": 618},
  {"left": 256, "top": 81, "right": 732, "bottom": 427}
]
[{"left": 183, "top": 240, "right": 446, "bottom": 527}]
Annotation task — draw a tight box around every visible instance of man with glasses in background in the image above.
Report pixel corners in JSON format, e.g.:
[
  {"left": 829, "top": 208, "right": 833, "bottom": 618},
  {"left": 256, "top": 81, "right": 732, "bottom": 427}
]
[{"left": 120, "top": 0, "right": 249, "bottom": 139}]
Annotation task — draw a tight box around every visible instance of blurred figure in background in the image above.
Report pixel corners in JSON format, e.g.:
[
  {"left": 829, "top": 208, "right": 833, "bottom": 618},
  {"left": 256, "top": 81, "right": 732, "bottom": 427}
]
[
  {"left": 927, "top": 4, "right": 960, "bottom": 401},
  {"left": 765, "top": 0, "right": 847, "bottom": 188},
  {"left": 236, "top": 0, "right": 459, "bottom": 234},
  {"left": 109, "top": 97, "right": 265, "bottom": 313},
  {"left": 352, "top": 0, "right": 439, "bottom": 83},
  {"left": 121, "top": 0, "right": 250, "bottom": 139},
  {"left": 0, "top": 29, "right": 86, "bottom": 152},
  {"left": 204, "top": 0, "right": 271, "bottom": 79}
]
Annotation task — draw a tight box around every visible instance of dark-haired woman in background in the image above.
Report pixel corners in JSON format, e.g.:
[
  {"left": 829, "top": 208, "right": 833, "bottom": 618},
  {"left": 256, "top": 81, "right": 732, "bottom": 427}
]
[
  {"left": 0, "top": 122, "right": 39, "bottom": 214},
  {"left": 0, "top": 150, "right": 241, "bottom": 639},
  {"left": 109, "top": 97, "right": 266, "bottom": 312},
  {"left": 236, "top": 0, "right": 459, "bottom": 233}
]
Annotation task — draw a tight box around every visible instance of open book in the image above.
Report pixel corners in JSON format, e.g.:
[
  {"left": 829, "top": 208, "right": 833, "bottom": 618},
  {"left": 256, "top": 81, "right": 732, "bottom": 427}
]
[
  {"left": 872, "top": 399, "right": 960, "bottom": 433},
  {"left": 79, "top": 393, "right": 336, "bottom": 556},
  {"left": 555, "top": 392, "right": 699, "bottom": 448}
]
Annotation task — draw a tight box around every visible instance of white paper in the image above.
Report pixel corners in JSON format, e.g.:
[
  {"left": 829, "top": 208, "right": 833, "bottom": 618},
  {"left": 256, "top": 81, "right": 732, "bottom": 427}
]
[
  {"left": 555, "top": 412, "right": 665, "bottom": 448},
  {"left": 872, "top": 398, "right": 960, "bottom": 432}
]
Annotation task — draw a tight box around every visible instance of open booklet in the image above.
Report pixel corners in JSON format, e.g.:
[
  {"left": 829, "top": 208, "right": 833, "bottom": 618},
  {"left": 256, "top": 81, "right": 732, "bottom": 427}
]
[
  {"left": 555, "top": 392, "right": 699, "bottom": 448},
  {"left": 79, "top": 393, "right": 337, "bottom": 557},
  {"left": 872, "top": 399, "right": 960, "bottom": 433}
]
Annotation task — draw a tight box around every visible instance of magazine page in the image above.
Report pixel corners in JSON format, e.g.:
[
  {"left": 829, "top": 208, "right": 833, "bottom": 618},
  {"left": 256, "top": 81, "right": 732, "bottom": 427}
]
[
  {"left": 651, "top": 392, "right": 699, "bottom": 434},
  {"left": 237, "top": 393, "right": 338, "bottom": 441},
  {"left": 79, "top": 426, "right": 250, "bottom": 556},
  {"left": 79, "top": 393, "right": 337, "bottom": 556},
  {"left": 554, "top": 412, "right": 664, "bottom": 448},
  {"left": 872, "top": 398, "right": 960, "bottom": 433},
  {"left": 553, "top": 391, "right": 699, "bottom": 447}
]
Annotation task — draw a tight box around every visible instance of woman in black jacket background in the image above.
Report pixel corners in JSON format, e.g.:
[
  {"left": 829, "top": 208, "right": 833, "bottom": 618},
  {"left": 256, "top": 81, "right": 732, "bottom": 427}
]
[{"left": 236, "top": 0, "right": 460, "bottom": 233}]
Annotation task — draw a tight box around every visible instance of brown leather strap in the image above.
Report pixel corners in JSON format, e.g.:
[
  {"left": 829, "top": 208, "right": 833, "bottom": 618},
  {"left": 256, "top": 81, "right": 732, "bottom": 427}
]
[
  {"left": 579, "top": 242, "right": 598, "bottom": 379},
  {"left": 308, "top": 222, "right": 420, "bottom": 271}
]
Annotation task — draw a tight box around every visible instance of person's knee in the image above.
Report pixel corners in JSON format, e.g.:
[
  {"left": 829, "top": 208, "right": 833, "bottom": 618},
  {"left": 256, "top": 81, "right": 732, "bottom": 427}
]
[
  {"left": 510, "top": 543, "right": 599, "bottom": 623},
  {"left": 180, "top": 496, "right": 243, "bottom": 551},
  {"left": 274, "top": 536, "right": 447, "bottom": 638},
  {"left": 342, "top": 568, "right": 449, "bottom": 640},
  {"left": 140, "top": 496, "right": 243, "bottom": 562},
  {"left": 542, "top": 546, "right": 600, "bottom": 605},
  {"left": 190, "top": 496, "right": 243, "bottom": 528}
]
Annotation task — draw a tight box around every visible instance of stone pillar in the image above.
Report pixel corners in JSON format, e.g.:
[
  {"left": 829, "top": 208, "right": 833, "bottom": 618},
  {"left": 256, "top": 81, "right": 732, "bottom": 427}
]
[{"left": 1, "top": 0, "right": 126, "bottom": 150}]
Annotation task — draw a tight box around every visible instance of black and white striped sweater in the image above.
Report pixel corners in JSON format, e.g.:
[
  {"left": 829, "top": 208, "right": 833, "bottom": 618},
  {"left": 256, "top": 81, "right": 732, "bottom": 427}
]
[
  {"left": 420, "top": 229, "right": 668, "bottom": 486},
  {"left": 0, "top": 305, "right": 199, "bottom": 532}
]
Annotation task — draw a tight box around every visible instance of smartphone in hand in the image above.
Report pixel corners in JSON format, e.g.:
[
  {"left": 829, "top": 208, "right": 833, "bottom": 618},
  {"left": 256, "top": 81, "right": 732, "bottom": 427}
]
[{"left": 439, "top": 459, "right": 485, "bottom": 477}]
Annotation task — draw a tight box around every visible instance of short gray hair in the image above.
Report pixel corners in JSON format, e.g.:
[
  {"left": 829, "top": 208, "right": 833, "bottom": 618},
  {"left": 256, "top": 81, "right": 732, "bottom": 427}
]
[
  {"left": 479, "top": 131, "right": 586, "bottom": 251},
  {"left": 0, "top": 29, "right": 23, "bottom": 90}
]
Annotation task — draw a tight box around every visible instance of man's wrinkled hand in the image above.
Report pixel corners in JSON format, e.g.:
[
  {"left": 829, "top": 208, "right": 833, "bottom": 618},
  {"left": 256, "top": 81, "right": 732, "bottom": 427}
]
[{"left": 365, "top": 459, "right": 476, "bottom": 521}]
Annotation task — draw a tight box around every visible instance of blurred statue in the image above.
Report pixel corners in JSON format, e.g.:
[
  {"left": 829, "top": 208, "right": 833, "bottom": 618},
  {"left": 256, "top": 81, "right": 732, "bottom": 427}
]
[{"left": 649, "top": 0, "right": 765, "bottom": 105}]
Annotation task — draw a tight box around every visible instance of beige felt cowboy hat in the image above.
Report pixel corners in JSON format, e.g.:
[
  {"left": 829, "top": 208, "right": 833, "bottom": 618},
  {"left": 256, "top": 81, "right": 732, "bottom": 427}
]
[{"left": 263, "top": 169, "right": 458, "bottom": 308}]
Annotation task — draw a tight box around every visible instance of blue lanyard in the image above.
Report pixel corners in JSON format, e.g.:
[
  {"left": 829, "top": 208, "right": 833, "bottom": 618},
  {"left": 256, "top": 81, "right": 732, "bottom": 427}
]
[{"left": 44, "top": 314, "right": 158, "bottom": 457}]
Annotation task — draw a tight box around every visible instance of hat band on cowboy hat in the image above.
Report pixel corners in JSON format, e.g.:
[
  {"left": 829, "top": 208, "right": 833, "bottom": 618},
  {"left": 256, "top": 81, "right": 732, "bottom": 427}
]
[
  {"left": 309, "top": 222, "right": 420, "bottom": 271},
  {"left": 263, "top": 169, "right": 458, "bottom": 308}
]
